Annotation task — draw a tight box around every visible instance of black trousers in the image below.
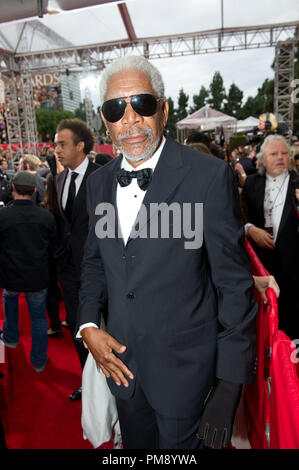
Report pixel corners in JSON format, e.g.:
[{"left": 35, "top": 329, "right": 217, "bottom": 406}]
[
  {"left": 58, "top": 264, "right": 88, "bottom": 370},
  {"left": 46, "top": 280, "right": 63, "bottom": 332},
  {"left": 116, "top": 380, "right": 201, "bottom": 449}
]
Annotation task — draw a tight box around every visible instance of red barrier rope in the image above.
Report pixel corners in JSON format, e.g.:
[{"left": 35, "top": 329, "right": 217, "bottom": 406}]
[{"left": 244, "top": 237, "right": 279, "bottom": 449}]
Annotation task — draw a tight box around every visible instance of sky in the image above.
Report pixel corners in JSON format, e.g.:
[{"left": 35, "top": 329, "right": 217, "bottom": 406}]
[
  {"left": 1, "top": 0, "right": 298, "bottom": 111},
  {"left": 81, "top": 46, "right": 276, "bottom": 110},
  {"left": 77, "top": 0, "right": 299, "bottom": 110}
]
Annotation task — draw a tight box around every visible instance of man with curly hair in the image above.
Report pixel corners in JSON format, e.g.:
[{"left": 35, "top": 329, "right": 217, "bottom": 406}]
[{"left": 54, "top": 119, "right": 98, "bottom": 401}]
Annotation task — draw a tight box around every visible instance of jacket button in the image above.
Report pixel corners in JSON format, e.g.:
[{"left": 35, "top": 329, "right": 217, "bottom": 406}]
[{"left": 127, "top": 292, "right": 134, "bottom": 300}]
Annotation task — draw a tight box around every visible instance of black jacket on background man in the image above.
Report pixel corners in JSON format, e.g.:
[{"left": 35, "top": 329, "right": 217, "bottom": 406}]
[
  {"left": 0, "top": 200, "right": 57, "bottom": 292},
  {"left": 242, "top": 170, "right": 299, "bottom": 338}
]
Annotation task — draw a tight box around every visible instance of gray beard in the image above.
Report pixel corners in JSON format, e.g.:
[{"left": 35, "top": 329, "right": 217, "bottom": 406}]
[{"left": 116, "top": 127, "right": 161, "bottom": 163}]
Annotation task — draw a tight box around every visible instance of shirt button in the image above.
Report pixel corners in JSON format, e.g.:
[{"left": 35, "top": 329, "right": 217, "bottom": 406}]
[{"left": 127, "top": 292, "right": 135, "bottom": 300}]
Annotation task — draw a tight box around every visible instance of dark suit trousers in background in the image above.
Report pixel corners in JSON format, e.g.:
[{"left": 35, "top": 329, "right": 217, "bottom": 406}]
[{"left": 59, "top": 263, "right": 88, "bottom": 369}]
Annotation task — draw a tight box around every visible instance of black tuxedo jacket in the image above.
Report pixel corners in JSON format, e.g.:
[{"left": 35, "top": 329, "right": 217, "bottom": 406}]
[
  {"left": 55, "top": 160, "right": 99, "bottom": 277},
  {"left": 78, "top": 138, "right": 257, "bottom": 419},
  {"left": 242, "top": 171, "right": 299, "bottom": 287}
]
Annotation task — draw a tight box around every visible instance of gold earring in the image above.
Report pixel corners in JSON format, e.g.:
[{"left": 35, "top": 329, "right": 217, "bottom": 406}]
[{"left": 106, "top": 130, "right": 110, "bottom": 137}]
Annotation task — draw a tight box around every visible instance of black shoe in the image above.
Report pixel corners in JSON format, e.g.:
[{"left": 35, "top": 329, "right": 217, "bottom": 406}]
[
  {"left": 61, "top": 321, "right": 69, "bottom": 329},
  {"left": 69, "top": 387, "right": 82, "bottom": 401},
  {"left": 47, "top": 328, "right": 63, "bottom": 338}
]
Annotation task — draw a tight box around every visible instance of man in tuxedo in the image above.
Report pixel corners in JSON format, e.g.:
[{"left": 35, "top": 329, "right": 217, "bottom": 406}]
[
  {"left": 243, "top": 134, "right": 299, "bottom": 339},
  {"left": 77, "top": 56, "right": 257, "bottom": 449},
  {"left": 54, "top": 118, "right": 98, "bottom": 400}
]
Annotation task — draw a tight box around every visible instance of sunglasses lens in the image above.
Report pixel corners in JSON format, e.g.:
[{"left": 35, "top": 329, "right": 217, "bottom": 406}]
[
  {"left": 102, "top": 98, "right": 126, "bottom": 123},
  {"left": 131, "top": 94, "right": 158, "bottom": 116},
  {"left": 102, "top": 94, "right": 159, "bottom": 122}
]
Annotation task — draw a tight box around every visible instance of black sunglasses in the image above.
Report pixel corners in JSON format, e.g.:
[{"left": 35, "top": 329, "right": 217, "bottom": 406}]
[{"left": 101, "top": 93, "right": 163, "bottom": 123}]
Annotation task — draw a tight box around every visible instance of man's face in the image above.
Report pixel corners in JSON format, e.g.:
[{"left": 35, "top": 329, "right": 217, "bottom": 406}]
[
  {"left": 101, "top": 69, "right": 168, "bottom": 165},
  {"left": 263, "top": 140, "right": 290, "bottom": 177},
  {"left": 54, "top": 129, "right": 84, "bottom": 170}
]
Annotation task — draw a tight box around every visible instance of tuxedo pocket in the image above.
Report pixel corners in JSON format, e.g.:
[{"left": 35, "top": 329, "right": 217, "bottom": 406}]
[{"left": 171, "top": 318, "right": 218, "bottom": 350}]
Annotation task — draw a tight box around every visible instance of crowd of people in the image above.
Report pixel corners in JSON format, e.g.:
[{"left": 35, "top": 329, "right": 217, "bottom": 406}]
[{"left": 0, "top": 55, "right": 298, "bottom": 450}]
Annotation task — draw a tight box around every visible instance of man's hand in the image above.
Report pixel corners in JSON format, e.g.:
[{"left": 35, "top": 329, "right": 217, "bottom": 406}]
[
  {"left": 253, "top": 275, "right": 280, "bottom": 304},
  {"left": 247, "top": 225, "right": 275, "bottom": 250},
  {"left": 81, "top": 326, "right": 134, "bottom": 388}
]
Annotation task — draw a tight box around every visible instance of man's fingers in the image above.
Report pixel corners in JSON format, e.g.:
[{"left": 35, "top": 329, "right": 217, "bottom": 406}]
[
  {"left": 103, "top": 351, "right": 134, "bottom": 381},
  {"left": 81, "top": 327, "right": 134, "bottom": 385},
  {"left": 98, "top": 363, "right": 110, "bottom": 378},
  {"left": 108, "top": 337, "right": 127, "bottom": 355}
]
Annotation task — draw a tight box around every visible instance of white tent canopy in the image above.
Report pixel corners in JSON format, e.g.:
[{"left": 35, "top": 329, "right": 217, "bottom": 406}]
[
  {"left": 235, "top": 116, "right": 259, "bottom": 132},
  {"left": 176, "top": 105, "right": 237, "bottom": 131}
]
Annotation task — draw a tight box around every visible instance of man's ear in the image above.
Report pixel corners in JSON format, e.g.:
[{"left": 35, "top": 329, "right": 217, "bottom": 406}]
[
  {"left": 100, "top": 109, "right": 109, "bottom": 133},
  {"left": 162, "top": 99, "right": 169, "bottom": 128},
  {"left": 77, "top": 141, "right": 85, "bottom": 154}
]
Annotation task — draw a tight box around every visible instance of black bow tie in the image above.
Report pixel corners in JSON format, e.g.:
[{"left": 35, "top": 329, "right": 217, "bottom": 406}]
[{"left": 116, "top": 167, "right": 153, "bottom": 191}]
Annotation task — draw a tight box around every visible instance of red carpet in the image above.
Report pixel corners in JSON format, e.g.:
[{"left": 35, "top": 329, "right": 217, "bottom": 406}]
[{"left": 0, "top": 292, "right": 113, "bottom": 449}]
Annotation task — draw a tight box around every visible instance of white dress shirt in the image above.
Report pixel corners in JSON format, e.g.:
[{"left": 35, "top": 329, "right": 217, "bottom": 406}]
[
  {"left": 78, "top": 137, "right": 166, "bottom": 337},
  {"left": 62, "top": 156, "right": 89, "bottom": 209},
  {"left": 264, "top": 170, "right": 289, "bottom": 242},
  {"left": 116, "top": 137, "right": 165, "bottom": 244},
  {"left": 245, "top": 170, "right": 289, "bottom": 241}
]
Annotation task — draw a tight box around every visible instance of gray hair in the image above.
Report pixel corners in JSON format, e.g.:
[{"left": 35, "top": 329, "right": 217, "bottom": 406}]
[
  {"left": 256, "top": 134, "right": 291, "bottom": 175},
  {"left": 99, "top": 56, "right": 165, "bottom": 105}
]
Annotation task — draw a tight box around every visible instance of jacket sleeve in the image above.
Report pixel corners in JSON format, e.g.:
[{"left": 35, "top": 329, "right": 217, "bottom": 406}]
[
  {"left": 77, "top": 177, "right": 108, "bottom": 329},
  {"left": 204, "top": 162, "right": 257, "bottom": 385}
]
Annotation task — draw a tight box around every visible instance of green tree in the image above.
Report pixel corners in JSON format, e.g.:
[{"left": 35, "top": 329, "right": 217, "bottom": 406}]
[
  {"left": 239, "top": 78, "right": 274, "bottom": 119},
  {"left": 189, "top": 86, "right": 209, "bottom": 113},
  {"left": 35, "top": 108, "right": 75, "bottom": 140},
  {"left": 175, "top": 88, "right": 189, "bottom": 122},
  {"left": 223, "top": 83, "right": 243, "bottom": 118},
  {"left": 74, "top": 102, "right": 86, "bottom": 121},
  {"left": 164, "top": 96, "right": 177, "bottom": 139},
  {"left": 208, "top": 71, "right": 226, "bottom": 111}
]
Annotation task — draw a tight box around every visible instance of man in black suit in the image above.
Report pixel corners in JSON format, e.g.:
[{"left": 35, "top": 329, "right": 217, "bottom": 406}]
[
  {"left": 77, "top": 56, "right": 257, "bottom": 449},
  {"left": 54, "top": 119, "right": 98, "bottom": 400},
  {"left": 242, "top": 134, "right": 299, "bottom": 339}
]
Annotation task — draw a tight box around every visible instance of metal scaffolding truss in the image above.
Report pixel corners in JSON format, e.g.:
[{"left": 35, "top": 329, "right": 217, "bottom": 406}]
[
  {"left": 84, "top": 87, "right": 94, "bottom": 131},
  {"left": 3, "top": 69, "right": 39, "bottom": 158},
  {"left": 5, "top": 21, "right": 297, "bottom": 73},
  {"left": 4, "top": 72, "right": 23, "bottom": 152},
  {"left": 274, "top": 41, "right": 295, "bottom": 133},
  {"left": 0, "top": 19, "right": 298, "bottom": 156},
  {"left": 20, "top": 69, "right": 39, "bottom": 154}
]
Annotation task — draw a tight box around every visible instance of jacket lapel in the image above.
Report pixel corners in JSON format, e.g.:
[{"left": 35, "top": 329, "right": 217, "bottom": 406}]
[
  {"left": 71, "top": 161, "right": 94, "bottom": 221},
  {"left": 255, "top": 175, "right": 266, "bottom": 226},
  {"left": 101, "top": 156, "right": 124, "bottom": 249},
  {"left": 276, "top": 171, "right": 296, "bottom": 240},
  {"left": 56, "top": 169, "right": 68, "bottom": 218}
]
